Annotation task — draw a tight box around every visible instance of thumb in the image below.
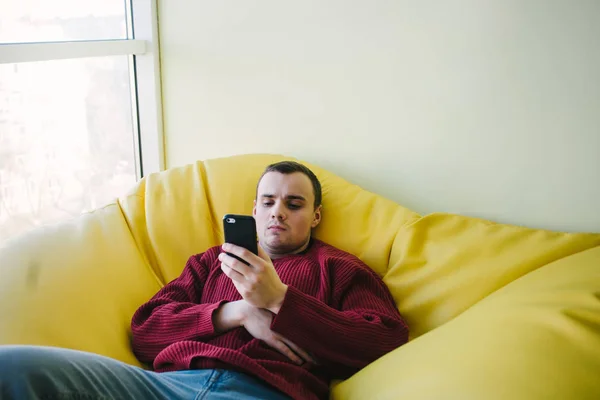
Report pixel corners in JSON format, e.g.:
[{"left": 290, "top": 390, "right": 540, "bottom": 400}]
[{"left": 257, "top": 243, "right": 271, "bottom": 262}]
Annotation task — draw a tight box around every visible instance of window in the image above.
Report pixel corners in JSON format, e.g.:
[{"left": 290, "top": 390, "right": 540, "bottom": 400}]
[
  {"left": 0, "top": 0, "right": 128, "bottom": 43},
  {"left": 0, "top": 0, "right": 163, "bottom": 244}
]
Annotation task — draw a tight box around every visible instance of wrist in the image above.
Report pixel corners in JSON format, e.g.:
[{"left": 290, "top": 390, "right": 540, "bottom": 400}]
[
  {"left": 230, "top": 300, "right": 249, "bottom": 327},
  {"left": 214, "top": 300, "right": 247, "bottom": 333},
  {"left": 268, "top": 284, "right": 288, "bottom": 314}
]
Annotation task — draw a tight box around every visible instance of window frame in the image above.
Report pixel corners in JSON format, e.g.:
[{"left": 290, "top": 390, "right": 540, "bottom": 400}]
[{"left": 0, "top": 0, "right": 165, "bottom": 178}]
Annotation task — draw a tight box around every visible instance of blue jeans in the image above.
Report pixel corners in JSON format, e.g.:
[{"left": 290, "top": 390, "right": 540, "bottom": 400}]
[{"left": 0, "top": 345, "right": 291, "bottom": 399}]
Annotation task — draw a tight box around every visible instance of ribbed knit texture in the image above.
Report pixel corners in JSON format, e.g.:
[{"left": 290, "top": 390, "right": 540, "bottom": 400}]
[{"left": 131, "top": 239, "right": 409, "bottom": 400}]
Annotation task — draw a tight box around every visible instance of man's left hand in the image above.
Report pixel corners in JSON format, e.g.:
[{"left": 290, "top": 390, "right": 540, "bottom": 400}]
[{"left": 219, "top": 243, "right": 288, "bottom": 314}]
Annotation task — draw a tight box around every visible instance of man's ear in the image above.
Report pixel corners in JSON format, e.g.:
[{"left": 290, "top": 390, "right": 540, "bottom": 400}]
[
  {"left": 311, "top": 205, "right": 322, "bottom": 228},
  {"left": 253, "top": 199, "right": 257, "bottom": 216}
]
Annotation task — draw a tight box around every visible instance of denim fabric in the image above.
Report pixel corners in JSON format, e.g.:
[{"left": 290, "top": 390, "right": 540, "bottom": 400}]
[{"left": 0, "top": 345, "right": 290, "bottom": 400}]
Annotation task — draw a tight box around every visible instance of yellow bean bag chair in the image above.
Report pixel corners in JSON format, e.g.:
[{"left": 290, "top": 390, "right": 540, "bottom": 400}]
[{"left": 1, "top": 154, "right": 599, "bottom": 399}]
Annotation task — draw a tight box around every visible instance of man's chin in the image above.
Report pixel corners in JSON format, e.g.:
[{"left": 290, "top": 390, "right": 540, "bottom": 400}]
[
  {"left": 262, "top": 236, "right": 311, "bottom": 257},
  {"left": 265, "top": 239, "right": 288, "bottom": 252},
  {"left": 263, "top": 239, "right": 296, "bottom": 255}
]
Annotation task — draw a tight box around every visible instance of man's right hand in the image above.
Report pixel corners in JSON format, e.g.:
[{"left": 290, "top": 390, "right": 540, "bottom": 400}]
[{"left": 213, "top": 300, "right": 315, "bottom": 365}]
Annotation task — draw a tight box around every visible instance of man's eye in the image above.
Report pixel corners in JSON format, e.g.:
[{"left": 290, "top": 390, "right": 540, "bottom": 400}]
[
  {"left": 288, "top": 204, "right": 301, "bottom": 210},
  {"left": 263, "top": 202, "right": 274, "bottom": 207}
]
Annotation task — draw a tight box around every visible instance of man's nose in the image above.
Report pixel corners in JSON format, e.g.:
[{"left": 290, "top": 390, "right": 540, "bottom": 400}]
[{"left": 270, "top": 202, "right": 287, "bottom": 220}]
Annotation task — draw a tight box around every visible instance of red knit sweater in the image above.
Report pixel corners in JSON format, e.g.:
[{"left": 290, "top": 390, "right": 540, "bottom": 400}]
[{"left": 131, "top": 239, "right": 408, "bottom": 400}]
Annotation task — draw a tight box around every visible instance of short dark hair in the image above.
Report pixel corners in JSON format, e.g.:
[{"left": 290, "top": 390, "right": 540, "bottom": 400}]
[{"left": 256, "top": 161, "right": 322, "bottom": 208}]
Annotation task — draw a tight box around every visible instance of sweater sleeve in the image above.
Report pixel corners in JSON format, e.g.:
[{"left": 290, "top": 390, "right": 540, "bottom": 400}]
[
  {"left": 130, "top": 250, "right": 225, "bottom": 364},
  {"left": 270, "top": 259, "right": 409, "bottom": 378}
]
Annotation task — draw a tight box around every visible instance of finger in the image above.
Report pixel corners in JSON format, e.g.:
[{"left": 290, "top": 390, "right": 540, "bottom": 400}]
[
  {"left": 223, "top": 243, "right": 263, "bottom": 267},
  {"left": 220, "top": 264, "right": 244, "bottom": 282},
  {"left": 219, "top": 252, "right": 252, "bottom": 277},
  {"left": 267, "top": 338, "right": 303, "bottom": 365},
  {"left": 278, "top": 335, "right": 317, "bottom": 364}
]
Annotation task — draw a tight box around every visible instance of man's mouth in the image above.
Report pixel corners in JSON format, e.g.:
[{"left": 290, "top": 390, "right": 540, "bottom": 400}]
[{"left": 268, "top": 225, "right": 286, "bottom": 231}]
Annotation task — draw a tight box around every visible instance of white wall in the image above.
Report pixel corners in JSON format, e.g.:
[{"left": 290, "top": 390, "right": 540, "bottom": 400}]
[{"left": 157, "top": 0, "right": 600, "bottom": 233}]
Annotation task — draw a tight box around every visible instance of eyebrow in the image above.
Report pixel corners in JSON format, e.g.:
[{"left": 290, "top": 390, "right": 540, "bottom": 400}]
[{"left": 261, "top": 194, "right": 306, "bottom": 201}]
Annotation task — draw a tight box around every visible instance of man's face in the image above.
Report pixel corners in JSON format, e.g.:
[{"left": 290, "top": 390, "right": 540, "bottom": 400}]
[{"left": 253, "top": 171, "right": 321, "bottom": 258}]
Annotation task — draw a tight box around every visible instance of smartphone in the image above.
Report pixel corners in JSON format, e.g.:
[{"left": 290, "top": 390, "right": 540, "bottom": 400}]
[{"left": 223, "top": 214, "right": 258, "bottom": 264}]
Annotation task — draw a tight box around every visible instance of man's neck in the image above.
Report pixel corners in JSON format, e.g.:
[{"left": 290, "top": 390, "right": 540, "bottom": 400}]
[{"left": 266, "top": 237, "right": 312, "bottom": 259}]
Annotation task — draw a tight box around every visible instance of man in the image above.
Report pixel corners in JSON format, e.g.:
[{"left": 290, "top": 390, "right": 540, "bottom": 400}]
[{"left": 0, "top": 161, "right": 408, "bottom": 400}]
